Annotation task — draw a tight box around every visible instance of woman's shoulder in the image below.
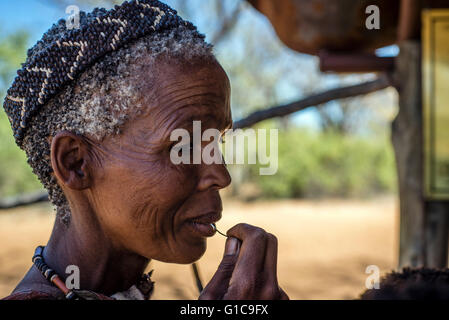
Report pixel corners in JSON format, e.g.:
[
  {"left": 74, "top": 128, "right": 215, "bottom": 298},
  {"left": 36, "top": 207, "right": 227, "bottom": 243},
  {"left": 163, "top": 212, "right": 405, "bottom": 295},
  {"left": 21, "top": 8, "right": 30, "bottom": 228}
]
[
  {"left": 3, "top": 289, "right": 115, "bottom": 300},
  {"left": 5, "top": 268, "right": 114, "bottom": 300},
  {"left": 3, "top": 290, "right": 60, "bottom": 300},
  {"left": 4, "top": 265, "right": 65, "bottom": 300}
]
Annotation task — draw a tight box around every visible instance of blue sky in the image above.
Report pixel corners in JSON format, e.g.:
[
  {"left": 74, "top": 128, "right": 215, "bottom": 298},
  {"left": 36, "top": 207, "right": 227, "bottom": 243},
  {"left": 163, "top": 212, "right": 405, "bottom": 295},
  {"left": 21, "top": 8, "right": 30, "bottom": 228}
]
[{"left": 0, "top": 0, "right": 66, "bottom": 43}]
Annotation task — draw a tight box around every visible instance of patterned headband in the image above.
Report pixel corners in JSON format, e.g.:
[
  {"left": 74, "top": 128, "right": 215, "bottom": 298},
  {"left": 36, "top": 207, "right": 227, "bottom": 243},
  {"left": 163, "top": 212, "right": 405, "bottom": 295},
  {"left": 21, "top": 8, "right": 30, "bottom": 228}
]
[{"left": 3, "top": 0, "right": 202, "bottom": 148}]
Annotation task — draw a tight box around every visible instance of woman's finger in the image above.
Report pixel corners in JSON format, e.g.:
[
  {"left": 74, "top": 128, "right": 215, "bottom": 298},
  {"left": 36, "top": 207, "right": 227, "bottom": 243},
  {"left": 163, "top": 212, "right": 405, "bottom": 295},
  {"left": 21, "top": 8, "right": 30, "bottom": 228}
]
[
  {"left": 224, "top": 223, "right": 269, "bottom": 299},
  {"left": 263, "top": 233, "right": 278, "bottom": 284},
  {"left": 226, "top": 223, "right": 268, "bottom": 274},
  {"left": 279, "top": 287, "right": 290, "bottom": 300},
  {"left": 258, "top": 233, "right": 283, "bottom": 299}
]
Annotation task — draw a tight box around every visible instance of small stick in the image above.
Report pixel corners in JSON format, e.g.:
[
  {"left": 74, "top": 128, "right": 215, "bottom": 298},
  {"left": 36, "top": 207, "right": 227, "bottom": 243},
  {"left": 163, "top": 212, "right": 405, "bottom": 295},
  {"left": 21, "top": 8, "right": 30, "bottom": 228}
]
[
  {"left": 191, "top": 262, "right": 203, "bottom": 293},
  {"left": 210, "top": 223, "right": 228, "bottom": 237}
]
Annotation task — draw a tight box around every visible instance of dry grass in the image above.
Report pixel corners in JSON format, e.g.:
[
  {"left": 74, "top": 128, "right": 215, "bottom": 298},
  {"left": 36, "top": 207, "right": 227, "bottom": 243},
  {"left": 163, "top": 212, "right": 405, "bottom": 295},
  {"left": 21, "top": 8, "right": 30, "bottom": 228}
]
[{"left": 0, "top": 197, "right": 398, "bottom": 299}]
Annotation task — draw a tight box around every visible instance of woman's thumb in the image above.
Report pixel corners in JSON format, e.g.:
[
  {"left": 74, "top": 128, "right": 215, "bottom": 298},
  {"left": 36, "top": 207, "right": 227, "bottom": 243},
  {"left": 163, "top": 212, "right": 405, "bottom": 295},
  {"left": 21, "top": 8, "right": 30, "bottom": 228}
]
[{"left": 198, "top": 237, "right": 240, "bottom": 300}]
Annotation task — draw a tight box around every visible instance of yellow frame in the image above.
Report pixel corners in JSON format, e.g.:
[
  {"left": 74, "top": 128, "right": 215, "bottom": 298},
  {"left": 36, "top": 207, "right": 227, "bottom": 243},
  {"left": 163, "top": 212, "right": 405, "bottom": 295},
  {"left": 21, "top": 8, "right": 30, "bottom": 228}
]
[{"left": 423, "top": 9, "right": 449, "bottom": 200}]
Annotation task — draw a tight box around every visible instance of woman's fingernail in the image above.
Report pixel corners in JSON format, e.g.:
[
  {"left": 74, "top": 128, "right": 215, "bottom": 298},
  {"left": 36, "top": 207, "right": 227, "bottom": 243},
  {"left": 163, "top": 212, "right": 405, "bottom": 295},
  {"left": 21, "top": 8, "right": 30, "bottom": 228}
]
[{"left": 224, "top": 237, "right": 240, "bottom": 256}]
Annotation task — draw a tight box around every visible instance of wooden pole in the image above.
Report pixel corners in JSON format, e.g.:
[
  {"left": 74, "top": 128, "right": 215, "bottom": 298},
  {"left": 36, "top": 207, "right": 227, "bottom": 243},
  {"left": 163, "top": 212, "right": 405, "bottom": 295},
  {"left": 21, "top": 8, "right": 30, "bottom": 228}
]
[
  {"left": 425, "top": 201, "right": 449, "bottom": 267},
  {"left": 392, "top": 41, "right": 426, "bottom": 268},
  {"left": 319, "top": 51, "right": 395, "bottom": 73}
]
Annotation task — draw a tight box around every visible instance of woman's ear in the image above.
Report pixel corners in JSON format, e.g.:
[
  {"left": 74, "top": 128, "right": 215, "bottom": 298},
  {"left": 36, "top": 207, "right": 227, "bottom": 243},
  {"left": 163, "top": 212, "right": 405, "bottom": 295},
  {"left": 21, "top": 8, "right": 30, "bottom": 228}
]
[{"left": 50, "top": 131, "right": 93, "bottom": 190}]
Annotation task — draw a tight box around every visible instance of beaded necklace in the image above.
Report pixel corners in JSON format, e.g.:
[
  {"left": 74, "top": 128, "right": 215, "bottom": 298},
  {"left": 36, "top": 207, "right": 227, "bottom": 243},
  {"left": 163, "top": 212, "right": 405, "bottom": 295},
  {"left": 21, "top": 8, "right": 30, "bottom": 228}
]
[
  {"left": 32, "top": 246, "right": 154, "bottom": 300},
  {"left": 32, "top": 246, "right": 79, "bottom": 299}
]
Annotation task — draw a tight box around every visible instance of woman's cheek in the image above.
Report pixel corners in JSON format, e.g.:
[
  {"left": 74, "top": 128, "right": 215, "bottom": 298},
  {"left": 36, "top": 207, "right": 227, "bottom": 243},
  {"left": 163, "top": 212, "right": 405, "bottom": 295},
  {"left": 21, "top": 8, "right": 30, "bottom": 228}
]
[
  {"left": 137, "top": 156, "right": 196, "bottom": 211},
  {"left": 165, "top": 152, "right": 199, "bottom": 190}
]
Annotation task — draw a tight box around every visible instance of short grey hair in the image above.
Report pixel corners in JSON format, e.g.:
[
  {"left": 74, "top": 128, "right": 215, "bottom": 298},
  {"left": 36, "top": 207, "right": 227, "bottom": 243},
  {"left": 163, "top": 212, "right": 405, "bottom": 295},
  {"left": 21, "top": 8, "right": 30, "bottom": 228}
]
[{"left": 22, "top": 22, "right": 214, "bottom": 225}]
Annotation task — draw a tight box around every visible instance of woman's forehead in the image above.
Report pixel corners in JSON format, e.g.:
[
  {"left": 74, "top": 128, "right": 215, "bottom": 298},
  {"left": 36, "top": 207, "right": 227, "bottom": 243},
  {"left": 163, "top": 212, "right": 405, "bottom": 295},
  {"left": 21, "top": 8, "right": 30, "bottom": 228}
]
[
  {"left": 166, "top": 105, "right": 232, "bottom": 130},
  {"left": 133, "top": 59, "right": 232, "bottom": 129},
  {"left": 133, "top": 55, "right": 229, "bottom": 94},
  {"left": 148, "top": 96, "right": 232, "bottom": 136}
]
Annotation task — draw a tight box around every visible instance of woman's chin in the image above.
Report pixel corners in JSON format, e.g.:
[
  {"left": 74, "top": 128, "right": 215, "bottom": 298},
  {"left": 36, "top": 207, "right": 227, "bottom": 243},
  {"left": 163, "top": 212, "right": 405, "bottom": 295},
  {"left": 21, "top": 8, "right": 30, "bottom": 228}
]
[
  {"left": 149, "top": 241, "right": 207, "bottom": 264},
  {"left": 177, "top": 243, "right": 207, "bottom": 264}
]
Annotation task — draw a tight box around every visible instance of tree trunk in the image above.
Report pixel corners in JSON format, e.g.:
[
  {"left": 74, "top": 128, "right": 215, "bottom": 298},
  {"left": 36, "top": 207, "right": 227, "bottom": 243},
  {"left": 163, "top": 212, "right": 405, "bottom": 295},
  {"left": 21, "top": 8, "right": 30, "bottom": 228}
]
[
  {"left": 393, "top": 41, "right": 449, "bottom": 268},
  {"left": 393, "top": 41, "right": 425, "bottom": 268},
  {"left": 425, "top": 201, "right": 449, "bottom": 267}
]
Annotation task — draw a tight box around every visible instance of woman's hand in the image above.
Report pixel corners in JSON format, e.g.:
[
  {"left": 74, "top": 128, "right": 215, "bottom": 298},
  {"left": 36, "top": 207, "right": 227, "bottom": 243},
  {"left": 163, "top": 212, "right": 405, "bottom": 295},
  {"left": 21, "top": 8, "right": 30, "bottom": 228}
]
[{"left": 199, "top": 223, "right": 289, "bottom": 300}]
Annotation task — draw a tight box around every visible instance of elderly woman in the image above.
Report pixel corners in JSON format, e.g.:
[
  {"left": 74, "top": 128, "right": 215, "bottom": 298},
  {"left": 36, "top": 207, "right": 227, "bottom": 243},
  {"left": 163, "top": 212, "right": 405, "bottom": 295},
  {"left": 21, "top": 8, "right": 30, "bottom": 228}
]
[{"left": 2, "top": 0, "right": 288, "bottom": 300}]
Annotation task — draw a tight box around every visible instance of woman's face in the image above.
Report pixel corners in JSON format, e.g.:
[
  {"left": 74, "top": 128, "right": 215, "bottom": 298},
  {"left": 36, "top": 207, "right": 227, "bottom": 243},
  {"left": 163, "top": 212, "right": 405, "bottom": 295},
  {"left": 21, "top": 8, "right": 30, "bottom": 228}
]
[{"left": 88, "top": 58, "right": 232, "bottom": 264}]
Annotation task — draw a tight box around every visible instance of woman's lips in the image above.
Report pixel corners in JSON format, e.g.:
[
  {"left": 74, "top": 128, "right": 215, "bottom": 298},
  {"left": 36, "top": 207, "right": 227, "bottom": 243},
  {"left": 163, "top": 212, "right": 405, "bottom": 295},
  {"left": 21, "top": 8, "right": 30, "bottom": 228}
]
[
  {"left": 185, "top": 212, "right": 221, "bottom": 237},
  {"left": 186, "top": 221, "right": 216, "bottom": 237}
]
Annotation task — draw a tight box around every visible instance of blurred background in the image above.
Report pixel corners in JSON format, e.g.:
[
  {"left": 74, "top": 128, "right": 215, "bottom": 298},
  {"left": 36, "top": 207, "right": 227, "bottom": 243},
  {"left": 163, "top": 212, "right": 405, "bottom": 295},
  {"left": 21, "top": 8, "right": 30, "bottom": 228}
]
[{"left": 0, "top": 0, "right": 403, "bottom": 299}]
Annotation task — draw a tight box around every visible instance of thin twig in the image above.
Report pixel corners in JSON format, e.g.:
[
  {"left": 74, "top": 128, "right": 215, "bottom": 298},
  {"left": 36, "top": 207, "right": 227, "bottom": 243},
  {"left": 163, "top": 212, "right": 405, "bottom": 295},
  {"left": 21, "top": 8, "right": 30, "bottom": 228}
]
[{"left": 191, "top": 263, "right": 204, "bottom": 294}]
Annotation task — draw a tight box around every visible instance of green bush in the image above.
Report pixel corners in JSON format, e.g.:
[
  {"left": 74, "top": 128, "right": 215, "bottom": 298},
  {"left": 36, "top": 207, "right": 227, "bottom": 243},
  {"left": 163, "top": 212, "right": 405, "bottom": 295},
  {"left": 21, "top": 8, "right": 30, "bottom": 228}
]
[
  {"left": 0, "top": 109, "right": 43, "bottom": 198},
  {"left": 247, "top": 128, "right": 397, "bottom": 198},
  {"left": 0, "top": 29, "right": 43, "bottom": 198}
]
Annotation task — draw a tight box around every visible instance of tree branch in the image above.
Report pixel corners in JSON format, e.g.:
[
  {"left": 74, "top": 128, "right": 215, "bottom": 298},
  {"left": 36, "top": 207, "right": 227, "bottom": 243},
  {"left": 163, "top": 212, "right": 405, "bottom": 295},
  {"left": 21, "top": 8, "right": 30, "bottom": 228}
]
[
  {"left": 0, "top": 191, "right": 48, "bottom": 210},
  {"left": 211, "top": 2, "right": 243, "bottom": 44},
  {"left": 233, "top": 73, "right": 393, "bottom": 129}
]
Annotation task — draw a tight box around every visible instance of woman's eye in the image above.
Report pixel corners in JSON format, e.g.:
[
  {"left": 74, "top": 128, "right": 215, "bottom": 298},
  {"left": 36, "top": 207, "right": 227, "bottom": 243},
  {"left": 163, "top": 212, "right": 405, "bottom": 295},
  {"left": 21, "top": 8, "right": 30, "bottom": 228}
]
[
  {"left": 170, "top": 142, "right": 193, "bottom": 153},
  {"left": 185, "top": 142, "right": 194, "bottom": 151}
]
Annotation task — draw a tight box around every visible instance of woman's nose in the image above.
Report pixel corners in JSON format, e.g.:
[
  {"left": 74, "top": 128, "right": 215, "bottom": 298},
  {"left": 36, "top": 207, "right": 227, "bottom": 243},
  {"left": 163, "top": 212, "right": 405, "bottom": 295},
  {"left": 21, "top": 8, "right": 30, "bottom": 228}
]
[{"left": 197, "top": 162, "right": 232, "bottom": 192}]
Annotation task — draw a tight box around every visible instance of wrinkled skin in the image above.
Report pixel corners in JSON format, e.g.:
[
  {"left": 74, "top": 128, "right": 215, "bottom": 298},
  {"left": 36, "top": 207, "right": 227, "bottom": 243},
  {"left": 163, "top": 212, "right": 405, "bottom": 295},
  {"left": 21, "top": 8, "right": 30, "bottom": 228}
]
[{"left": 12, "top": 57, "right": 288, "bottom": 300}]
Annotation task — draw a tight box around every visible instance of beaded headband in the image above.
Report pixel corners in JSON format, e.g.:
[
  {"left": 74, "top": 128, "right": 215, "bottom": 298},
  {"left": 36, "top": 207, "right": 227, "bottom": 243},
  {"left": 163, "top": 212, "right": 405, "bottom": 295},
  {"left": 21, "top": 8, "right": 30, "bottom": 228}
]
[{"left": 3, "top": 0, "right": 202, "bottom": 148}]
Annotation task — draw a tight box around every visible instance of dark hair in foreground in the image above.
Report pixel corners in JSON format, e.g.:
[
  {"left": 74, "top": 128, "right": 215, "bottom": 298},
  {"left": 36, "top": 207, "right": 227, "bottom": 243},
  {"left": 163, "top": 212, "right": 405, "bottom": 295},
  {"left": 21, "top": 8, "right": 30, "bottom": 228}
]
[{"left": 361, "top": 267, "right": 449, "bottom": 300}]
